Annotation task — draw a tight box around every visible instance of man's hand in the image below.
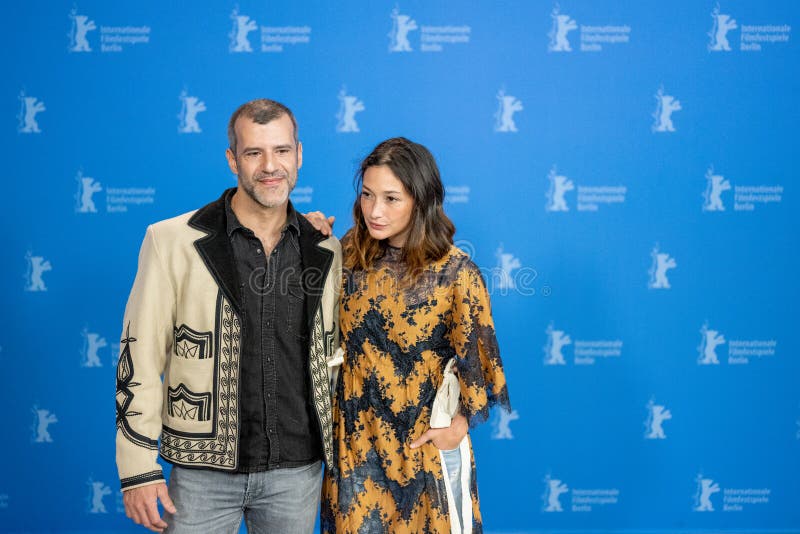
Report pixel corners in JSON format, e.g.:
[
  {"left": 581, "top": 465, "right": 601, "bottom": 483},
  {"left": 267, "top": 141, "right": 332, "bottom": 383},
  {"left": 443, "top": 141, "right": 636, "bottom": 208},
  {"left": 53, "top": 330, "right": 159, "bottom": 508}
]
[
  {"left": 410, "top": 413, "right": 468, "bottom": 451},
  {"left": 123, "top": 482, "right": 176, "bottom": 533},
  {"left": 303, "top": 211, "right": 335, "bottom": 236}
]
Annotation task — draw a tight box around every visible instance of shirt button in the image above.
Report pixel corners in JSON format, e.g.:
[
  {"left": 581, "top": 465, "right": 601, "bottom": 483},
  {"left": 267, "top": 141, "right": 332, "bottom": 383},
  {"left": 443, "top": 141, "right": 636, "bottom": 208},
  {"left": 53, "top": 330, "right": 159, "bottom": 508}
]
[{"left": 255, "top": 248, "right": 262, "bottom": 254}]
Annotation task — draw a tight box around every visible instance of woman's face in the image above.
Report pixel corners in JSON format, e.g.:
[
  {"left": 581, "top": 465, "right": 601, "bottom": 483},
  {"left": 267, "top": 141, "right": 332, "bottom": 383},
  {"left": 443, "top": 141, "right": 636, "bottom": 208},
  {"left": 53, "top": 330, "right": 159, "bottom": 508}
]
[{"left": 360, "top": 165, "right": 415, "bottom": 248}]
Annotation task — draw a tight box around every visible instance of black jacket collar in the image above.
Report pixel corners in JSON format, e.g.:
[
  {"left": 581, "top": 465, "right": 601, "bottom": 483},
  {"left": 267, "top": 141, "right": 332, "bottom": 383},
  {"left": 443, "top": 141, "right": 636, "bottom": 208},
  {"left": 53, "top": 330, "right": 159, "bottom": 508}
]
[{"left": 188, "top": 188, "right": 333, "bottom": 321}]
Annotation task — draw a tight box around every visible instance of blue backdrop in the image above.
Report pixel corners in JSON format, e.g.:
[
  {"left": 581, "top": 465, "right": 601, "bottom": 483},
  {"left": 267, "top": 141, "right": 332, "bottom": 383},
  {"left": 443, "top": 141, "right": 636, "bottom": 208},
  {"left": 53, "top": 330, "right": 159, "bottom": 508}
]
[{"left": 2, "top": 1, "right": 798, "bottom": 532}]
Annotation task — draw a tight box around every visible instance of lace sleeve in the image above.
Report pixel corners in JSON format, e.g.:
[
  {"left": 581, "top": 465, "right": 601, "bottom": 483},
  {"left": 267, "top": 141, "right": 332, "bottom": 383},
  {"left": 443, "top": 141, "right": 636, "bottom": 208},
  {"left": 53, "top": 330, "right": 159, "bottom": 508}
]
[{"left": 450, "top": 259, "right": 511, "bottom": 427}]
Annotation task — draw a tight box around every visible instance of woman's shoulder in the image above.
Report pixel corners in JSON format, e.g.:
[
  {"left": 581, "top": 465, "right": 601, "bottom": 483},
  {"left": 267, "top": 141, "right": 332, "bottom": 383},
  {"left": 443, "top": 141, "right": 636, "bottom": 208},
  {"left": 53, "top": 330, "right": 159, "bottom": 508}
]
[
  {"left": 448, "top": 244, "right": 478, "bottom": 267},
  {"left": 437, "top": 245, "right": 483, "bottom": 280}
]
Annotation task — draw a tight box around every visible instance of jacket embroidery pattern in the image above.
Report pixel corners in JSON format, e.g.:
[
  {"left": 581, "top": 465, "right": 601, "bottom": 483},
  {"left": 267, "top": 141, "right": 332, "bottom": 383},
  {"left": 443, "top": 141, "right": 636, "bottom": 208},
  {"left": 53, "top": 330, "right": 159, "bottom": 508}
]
[
  {"left": 173, "top": 324, "right": 212, "bottom": 359},
  {"left": 116, "top": 323, "right": 158, "bottom": 451},
  {"left": 167, "top": 384, "right": 212, "bottom": 422},
  {"left": 160, "top": 293, "right": 240, "bottom": 469}
]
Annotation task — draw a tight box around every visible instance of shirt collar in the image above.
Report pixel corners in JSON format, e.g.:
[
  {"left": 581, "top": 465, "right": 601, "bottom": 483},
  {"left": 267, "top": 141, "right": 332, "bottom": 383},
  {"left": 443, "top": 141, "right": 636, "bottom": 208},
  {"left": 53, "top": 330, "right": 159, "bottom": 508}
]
[{"left": 225, "top": 189, "right": 301, "bottom": 237}]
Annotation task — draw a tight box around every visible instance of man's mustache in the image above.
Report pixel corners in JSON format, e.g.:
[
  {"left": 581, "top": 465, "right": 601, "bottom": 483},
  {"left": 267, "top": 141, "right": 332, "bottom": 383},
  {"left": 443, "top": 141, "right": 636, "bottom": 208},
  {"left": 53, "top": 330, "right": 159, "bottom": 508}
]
[{"left": 257, "top": 171, "right": 288, "bottom": 179}]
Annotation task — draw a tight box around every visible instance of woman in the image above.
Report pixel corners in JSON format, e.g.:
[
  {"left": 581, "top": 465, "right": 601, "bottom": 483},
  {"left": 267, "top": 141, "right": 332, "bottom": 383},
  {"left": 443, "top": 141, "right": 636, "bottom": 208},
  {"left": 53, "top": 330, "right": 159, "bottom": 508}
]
[{"left": 321, "top": 138, "right": 510, "bottom": 534}]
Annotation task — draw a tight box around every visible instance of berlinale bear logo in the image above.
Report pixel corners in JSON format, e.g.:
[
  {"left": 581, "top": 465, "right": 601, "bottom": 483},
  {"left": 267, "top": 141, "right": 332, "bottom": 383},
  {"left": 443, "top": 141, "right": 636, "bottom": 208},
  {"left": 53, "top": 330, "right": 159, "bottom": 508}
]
[
  {"left": 68, "top": 8, "right": 96, "bottom": 52},
  {"left": 336, "top": 88, "right": 365, "bottom": 133},
  {"left": 648, "top": 245, "right": 676, "bottom": 289},
  {"left": 25, "top": 252, "right": 52, "bottom": 292},
  {"left": 495, "top": 244, "right": 521, "bottom": 290},
  {"left": 543, "top": 475, "right": 569, "bottom": 512},
  {"left": 81, "top": 327, "right": 108, "bottom": 368},
  {"left": 644, "top": 398, "right": 672, "bottom": 439},
  {"left": 491, "top": 408, "right": 519, "bottom": 439},
  {"left": 652, "top": 87, "right": 681, "bottom": 133},
  {"left": 544, "top": 323, "right": 571, "bottom": 365},
  {"left": 702, "top": 167, "right": 731, "bottom": 211},
  {"left": 178, "top": 90, "right": 206, "bottom": 133},
  {"left": 88, "top": 479, "right": 112, "bottom": 513},
  {"left": 694, "top": 475, "right": 721, "bottom": 512},
  {"left": 546, "top": 166, "right": 575, "bottom": 212},
  {"left": 388, "top": 8, "right": 418, "bottom": 52},
  {"left": 229, "top": 8, "right": 258, "bottom": 52},
  {"left": 494, "top": 89, "right": 523, "bottom": 133},
  {"left": 32, "top": 406, "right": 58, "bottom": 443},
  {"left": 75, "top": 171, "right": 103, "bottom": 213},
  {"left": 548, "top": 5, "right": 578, "bottom": 52},
  {"left": 698, "top": 323, "right": 725, "bottom": 365},
  {"left": 17, "top": 91, "right": 45, "bottom": 134},
  {"left": 708, "top": 4, "right": 738, "bottom": 52}
]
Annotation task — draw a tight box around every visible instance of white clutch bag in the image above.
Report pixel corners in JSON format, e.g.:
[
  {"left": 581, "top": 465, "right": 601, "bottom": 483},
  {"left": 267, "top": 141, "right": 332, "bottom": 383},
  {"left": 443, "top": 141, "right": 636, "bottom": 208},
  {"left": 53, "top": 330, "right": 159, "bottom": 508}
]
[
  {"left": 430, "top": 358, "right": 460, "bottom": 429},
  {"left": 327, "top": 347, "right": 344, "bottom": 397}
]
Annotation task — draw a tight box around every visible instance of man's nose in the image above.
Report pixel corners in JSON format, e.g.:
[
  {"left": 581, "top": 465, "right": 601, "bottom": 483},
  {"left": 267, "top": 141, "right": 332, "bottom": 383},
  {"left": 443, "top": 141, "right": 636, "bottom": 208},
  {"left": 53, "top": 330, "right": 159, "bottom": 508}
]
[{"left": 261, "top": 153, "right": 278, "bottom": 173}]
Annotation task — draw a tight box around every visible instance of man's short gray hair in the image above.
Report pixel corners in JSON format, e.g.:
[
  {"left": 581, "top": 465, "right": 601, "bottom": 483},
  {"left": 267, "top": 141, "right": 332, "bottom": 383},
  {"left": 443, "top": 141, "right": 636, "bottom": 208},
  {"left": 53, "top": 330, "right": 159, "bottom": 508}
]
[{"left": 227, "top": 98, "right": 298, "bottom": 154}]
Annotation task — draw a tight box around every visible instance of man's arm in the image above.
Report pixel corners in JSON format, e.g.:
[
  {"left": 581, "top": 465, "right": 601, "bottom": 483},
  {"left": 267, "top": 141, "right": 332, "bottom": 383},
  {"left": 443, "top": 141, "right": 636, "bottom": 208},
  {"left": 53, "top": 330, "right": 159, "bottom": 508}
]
[
  {"left": 123, "top": 483, "right": 176, "bottom": 533},
  {"left": 116, "top": 225, "right": 177, "bottom": 531}
]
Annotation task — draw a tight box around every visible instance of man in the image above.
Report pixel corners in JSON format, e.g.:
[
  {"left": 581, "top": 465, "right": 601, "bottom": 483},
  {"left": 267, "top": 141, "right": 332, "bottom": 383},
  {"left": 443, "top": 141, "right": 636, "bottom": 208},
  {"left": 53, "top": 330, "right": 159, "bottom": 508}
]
[{"left": 116, "top": 99, "right": 341, "bottom": 533}]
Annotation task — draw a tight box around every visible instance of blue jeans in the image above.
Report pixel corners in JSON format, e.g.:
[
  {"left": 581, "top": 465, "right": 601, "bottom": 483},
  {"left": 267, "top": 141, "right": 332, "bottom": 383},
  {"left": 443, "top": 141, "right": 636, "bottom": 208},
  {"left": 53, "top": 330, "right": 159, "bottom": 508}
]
[
  {"left": 164, "top": 461, "right": 322, "bottom": 534},
  {"left": 442, "top": 447, "right": 463, "bottom": 523}
]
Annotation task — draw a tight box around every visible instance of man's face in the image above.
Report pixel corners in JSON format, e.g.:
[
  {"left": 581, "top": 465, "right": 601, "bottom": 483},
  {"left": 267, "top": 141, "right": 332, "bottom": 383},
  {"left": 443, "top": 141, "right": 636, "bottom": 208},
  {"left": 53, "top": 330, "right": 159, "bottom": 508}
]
[{"left": 225, "top": 114, "right": 302, "bottom": 209}]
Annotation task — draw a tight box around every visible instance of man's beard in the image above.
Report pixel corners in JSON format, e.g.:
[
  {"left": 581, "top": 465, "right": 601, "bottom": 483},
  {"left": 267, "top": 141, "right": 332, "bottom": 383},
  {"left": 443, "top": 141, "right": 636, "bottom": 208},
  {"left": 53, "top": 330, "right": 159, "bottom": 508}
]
[{"left": 240, "top": 171, "right": 296, "bottom": 209}]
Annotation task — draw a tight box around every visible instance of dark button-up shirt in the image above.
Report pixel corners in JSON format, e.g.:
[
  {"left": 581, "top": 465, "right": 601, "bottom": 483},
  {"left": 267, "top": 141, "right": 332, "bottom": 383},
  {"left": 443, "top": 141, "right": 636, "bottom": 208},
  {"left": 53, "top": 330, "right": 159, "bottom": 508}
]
[{"left": 225, "top": 192, "right": 322, "bottom": 471}]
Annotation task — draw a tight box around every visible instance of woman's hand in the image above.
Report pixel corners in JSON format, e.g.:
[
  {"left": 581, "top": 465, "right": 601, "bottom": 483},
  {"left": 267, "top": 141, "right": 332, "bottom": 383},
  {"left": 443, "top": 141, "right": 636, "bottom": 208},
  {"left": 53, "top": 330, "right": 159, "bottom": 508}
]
[
  {"left": 410, "top": 413, "right": 468, "bottom": 451},
  {"left": 303, "top": 211, "right": 335, "bottom": 236}
]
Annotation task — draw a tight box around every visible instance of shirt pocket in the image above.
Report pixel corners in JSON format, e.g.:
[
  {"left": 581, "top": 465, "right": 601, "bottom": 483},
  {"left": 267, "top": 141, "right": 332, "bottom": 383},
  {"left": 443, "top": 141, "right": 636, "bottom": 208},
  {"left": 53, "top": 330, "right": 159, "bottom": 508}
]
[{"left": 286, "top": 278, "right": 308, "bottom": 340}]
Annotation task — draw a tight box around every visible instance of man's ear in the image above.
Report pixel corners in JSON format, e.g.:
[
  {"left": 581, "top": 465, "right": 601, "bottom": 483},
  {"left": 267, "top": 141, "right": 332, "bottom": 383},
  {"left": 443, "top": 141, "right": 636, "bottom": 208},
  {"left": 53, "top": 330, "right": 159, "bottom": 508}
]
[
  {"left": 297, "top": 141, "right": 303, "bottom": 170},
  {"left": 225, "top": 148, "right": 238, "bottom": 175}
]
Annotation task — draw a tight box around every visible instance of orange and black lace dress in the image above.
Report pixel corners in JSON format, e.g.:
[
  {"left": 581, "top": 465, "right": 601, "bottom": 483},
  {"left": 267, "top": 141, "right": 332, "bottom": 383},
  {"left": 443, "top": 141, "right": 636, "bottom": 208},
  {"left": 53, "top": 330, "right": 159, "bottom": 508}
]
[{"left": 321, "top": 245, "right": 510, "bottom": 533}]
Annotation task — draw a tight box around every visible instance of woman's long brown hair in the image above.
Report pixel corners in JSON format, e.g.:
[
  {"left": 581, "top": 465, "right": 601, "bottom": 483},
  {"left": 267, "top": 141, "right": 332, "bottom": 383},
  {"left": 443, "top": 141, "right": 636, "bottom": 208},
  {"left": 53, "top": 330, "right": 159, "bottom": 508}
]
[{"left": 343, "top": 137, "right": 455, "bottom": 282}]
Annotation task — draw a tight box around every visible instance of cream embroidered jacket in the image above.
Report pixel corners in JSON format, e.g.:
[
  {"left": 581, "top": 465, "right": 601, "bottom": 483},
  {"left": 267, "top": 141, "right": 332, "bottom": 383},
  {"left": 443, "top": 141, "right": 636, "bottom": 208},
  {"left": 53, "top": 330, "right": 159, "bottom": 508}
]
[{"left": 116, "top": 190, "right": 341, "bottom": 490}]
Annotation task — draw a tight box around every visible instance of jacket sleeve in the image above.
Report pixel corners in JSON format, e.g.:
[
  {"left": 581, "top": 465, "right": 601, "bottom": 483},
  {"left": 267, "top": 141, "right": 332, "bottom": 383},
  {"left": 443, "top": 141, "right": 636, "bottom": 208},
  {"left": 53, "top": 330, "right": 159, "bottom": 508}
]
[
  {"left": 326, "top": 237, "right": 343, "bottom": 390},
  {"left": 116, "top": 225, "right": 176, "bottom": 490},
  {"left": 450, "top": 258, "right": 511, "bottom": 427}
]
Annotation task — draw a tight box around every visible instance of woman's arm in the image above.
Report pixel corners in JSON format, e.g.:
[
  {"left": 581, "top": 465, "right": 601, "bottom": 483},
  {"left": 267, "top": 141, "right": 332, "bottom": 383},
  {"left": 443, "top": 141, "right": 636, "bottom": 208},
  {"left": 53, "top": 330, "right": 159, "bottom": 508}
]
[{"left": 409, "top": 413, "right": 469, "bottom": 450}]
